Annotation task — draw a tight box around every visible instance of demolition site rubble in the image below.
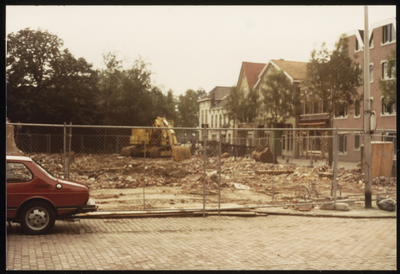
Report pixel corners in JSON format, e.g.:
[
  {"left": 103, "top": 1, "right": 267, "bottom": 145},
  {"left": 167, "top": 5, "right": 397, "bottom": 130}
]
[{"left": 28, "top": 153, "right": 397, "bottom": 211}]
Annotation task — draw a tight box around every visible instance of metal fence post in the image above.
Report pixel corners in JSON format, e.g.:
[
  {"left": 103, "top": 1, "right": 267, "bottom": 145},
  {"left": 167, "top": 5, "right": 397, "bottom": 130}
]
[
  {"left": 218, "top": 129, "right": 221, "bottom": 216},
  {"left": 310, "top": 134, "right": 314, "bottom": 167},
  {"left": 332, "top": 128, "right": 339, "bottom": 203},
  {"left": 63, "top": 122, "right": 66, "bottom": 179},
  {"left": 143, "top": 128, "right": 146, "bottom": 210},
  {"left": 203, "top": 126, "right": 207, "bottom": 217},
  {"left": 68, "top": 122, "right": 72, "bottom": 180}
]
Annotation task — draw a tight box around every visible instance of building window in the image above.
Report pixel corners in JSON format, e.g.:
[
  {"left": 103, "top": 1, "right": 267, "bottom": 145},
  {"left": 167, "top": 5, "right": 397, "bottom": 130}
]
[
  {"left": 211, "top": 115, "right": 213, "bottom": 128},
  {"left": 382, "top": 24, "right": 395, "bottom": 44},
  {"left": 382, "top": 61, "right": 388, "bottom": 79},
  {"left": 382, "top": 60, "right": 395, "bottom": 79},
  {"left": 382, "top": 100, "right": 396, "bottom": 115},
  {"left": 335, "top": 105, "right": 347, "bottom": 118},
  {"left": 369, "top": 64, "right": 374, "bottom": 82},
  {"left": 339, "top": 134, "right": 347, "bottom": 154},
  {"left": 355, "top": 100, "right": 361, "bottom": 117},
  {"left": 282, "top": 135, "right": 286, "bottom": 150},
  {"left": 354, "top": 135, "right": 360, "bottom": 150}
]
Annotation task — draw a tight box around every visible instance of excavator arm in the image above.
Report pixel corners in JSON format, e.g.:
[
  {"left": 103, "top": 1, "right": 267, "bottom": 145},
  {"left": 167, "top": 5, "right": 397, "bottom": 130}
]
[{"left": 153, "top": 117, "right": 191, "bottom": 161}]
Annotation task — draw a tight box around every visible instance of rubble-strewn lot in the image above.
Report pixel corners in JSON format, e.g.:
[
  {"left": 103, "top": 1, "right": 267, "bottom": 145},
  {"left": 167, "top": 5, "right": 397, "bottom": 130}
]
[{"left": 31, "top": 153, "right": 397, "bottom": 211}]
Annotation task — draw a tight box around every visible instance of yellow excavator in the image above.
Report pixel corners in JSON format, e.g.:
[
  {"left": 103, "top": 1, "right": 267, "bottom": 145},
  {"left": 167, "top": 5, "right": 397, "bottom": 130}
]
[{"left": 120, "top": 117, "right": 191, "bottom": 161}]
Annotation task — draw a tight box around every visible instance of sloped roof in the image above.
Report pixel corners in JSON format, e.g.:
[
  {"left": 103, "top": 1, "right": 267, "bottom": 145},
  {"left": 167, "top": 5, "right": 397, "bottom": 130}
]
[
  {"left": 213, "top": 94, "right": 229, "bottom": 109},
  {"left": 270, "top": 59, "right": 308, "bottom": 81},
  {"left": 198, "top": 86, "right": 231, "bottom": 102},
  {"left": 242, "top": 61, "right": 266, "bottom": 89}
]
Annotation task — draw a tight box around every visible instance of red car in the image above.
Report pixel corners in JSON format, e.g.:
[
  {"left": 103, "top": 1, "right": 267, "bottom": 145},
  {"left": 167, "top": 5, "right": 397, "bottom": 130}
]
[{"left": 6, "top": 155, "right": 97, "bottom": 234}]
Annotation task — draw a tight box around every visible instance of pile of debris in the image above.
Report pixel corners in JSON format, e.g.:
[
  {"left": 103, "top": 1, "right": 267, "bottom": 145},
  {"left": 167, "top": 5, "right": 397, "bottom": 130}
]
[{"left": 29, "top": 153, "right": 396, "bottom": 201}]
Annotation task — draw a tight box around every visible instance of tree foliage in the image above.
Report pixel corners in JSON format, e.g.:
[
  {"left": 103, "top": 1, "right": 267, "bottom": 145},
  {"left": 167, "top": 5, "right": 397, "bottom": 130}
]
[
  {"left": 302, "top": 34, "right": 362, "bottom": 126},
  {"left": 260, "top": 68, "right": 295, "bottom": 126},
  {"left": 7, "top": 28, "right": 99, "bottom": 124},
  {"left": 177, "top": 89, "right": 206, "bottom": 127},
  {"left": 224, "top": 86, "right": 259, "bottom": 124},
  {"left": 379, "top": 48, "right": 396, "bottom": 106},
  {"left": 6, "top": 28, "right": 205, "bottom": 128},
  {"left": 97, "top": 53, "right": 178, "bottom": 126}
]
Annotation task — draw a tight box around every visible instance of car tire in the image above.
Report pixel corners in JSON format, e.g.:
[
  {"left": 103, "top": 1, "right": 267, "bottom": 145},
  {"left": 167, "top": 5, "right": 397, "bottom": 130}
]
[{"left": 19, "top": 201, "right": 56, "bottom": 235}]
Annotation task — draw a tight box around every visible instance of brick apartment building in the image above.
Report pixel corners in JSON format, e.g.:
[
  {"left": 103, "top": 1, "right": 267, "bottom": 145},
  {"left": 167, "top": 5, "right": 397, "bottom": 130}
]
[
  {"left": 334, "top": 17, "right": 396, "bottom": 162},
  {"left": 197, "top": 17, "right": 396, "bottom": 163}
]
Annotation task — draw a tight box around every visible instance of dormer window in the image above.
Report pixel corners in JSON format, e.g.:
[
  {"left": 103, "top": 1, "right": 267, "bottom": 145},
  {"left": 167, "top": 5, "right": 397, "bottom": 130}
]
[
  {"left": 356, "top": 38, "right": 360, "bottom": 51},
  {"left": 382, "top": 24, "right": 395, "bottom": 44}
]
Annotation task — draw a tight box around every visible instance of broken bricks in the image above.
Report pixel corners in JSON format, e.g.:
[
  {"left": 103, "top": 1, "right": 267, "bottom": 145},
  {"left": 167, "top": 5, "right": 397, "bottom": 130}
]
[{"left": 26, "top": 153, "right": 396, "bottom": 209}]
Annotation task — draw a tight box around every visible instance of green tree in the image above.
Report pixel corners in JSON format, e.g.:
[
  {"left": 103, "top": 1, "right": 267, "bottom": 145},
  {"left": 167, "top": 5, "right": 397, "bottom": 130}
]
[
  {"left": 165, "top": 90, "right": 179, "bottom": 123},
  {"left": 224, "top": 86, "right": 259, "bottom": 125},
  {"left": 47, "top": 49, "right": 99, "bottom": 124},
  {"left": 177, "top": 88, "right": 206, "bottom": 127},
  {"left": 303, "top": 34, "right": 362, "bottom": 128},
  {"left": 260, "top": 68, "right": 295, "bottom": 126},
  {"left": 7, "top": 28, "right": 63, "bottom": 122},
  {"left": 97, "top": 52, "right": 123, "bottom": 124},
  {"left": 224, "top": 86, "right": 244, "bottom": 124},
  {"left": 379, "top": 48, "right": 396, "bottom": 107},
  {"left": 149, "top": 87, "right": 176, "bottom": 121},
  {"left": 302, "top": 34, "right": 362, "bottom": 165},
  {"left": 7, "top": 28, "right": 99, "bottom": 124},
  {"left": 260, "top": 68, "right": 296, "bottom": 161}
]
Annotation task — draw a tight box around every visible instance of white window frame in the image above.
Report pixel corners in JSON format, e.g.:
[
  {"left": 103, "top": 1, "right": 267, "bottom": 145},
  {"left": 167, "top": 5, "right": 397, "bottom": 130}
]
[
  {"left": 369, "top": 63, "right": 374, "bottom": 83},
  {"left": 334, "top": 105, "right": 348, "bottom": 119},
  {"left": 354, "top": 100, "right": 361, "bottom": 118},
  {"left": 381, "top": 96, "right": 396, "bottom": 116},
  {"left": 381, "top": 60, "right": 395, "bottom": 80},
  {"left": 382, "top": 24, "right": 396, "bottom": 45},
  {"left": 354, "top": 135, "right": 361, "bottom": 151}
]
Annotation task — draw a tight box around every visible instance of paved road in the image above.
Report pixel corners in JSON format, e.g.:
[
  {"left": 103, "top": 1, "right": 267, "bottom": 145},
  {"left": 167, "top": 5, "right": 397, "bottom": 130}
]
[{"left": 6, "top": 215, "right": 396, "bottom": 270}]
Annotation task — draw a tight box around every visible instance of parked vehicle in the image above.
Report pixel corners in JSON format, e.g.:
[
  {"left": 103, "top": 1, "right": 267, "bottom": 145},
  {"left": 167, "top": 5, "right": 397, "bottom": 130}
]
[{"left": 6, "top": 155, "right": 97, "bottom": 234}]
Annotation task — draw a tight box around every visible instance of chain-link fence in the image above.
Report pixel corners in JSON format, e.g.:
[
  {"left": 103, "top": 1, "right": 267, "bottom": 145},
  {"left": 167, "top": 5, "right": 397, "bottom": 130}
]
[{"left": 7, "top": 123, "right": 397, "bottom": 213}]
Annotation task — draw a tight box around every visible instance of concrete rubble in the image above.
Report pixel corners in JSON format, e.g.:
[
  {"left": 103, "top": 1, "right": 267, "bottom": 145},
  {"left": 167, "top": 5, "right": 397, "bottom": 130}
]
[{"left": 30, "top": 153, "right": 396, "bottom": 205}]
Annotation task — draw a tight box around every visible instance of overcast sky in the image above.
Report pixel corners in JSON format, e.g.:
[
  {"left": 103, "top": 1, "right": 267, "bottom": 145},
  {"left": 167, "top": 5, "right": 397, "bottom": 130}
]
[{"left": 6, "top": 5, "right": 396, "bottom": 96}]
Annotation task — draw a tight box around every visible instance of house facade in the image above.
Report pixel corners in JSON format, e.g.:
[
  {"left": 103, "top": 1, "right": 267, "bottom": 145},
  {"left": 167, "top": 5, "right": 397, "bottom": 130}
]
[
  {"left": 254, "top": 59, "right": 308, "bottom": 158},
  {"left": 234, "top": 61, "right": 267, "bottom": 146},
  {"left": 198, "top": 86, "right": 233, "bottom": 142},
  {"left": 197, "top": 17, "right": 395, "bottom": 163},
  {"left": 334, "top": 17, "right": 396, "bottom": 162}
]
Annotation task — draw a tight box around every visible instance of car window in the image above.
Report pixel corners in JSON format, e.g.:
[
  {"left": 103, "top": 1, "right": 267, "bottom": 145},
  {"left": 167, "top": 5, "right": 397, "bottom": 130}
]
[
  {"left": 32, "top": 159, "right": 55, "bottom": 179},
  {"left": 7, "top": 162, "right": 33, "bottom": 183}
]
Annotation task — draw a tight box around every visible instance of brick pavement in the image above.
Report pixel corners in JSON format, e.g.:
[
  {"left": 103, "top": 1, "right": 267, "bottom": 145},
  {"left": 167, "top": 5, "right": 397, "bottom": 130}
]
[{"left": 6, "top": 216, "right": 397, "bottom": 270}]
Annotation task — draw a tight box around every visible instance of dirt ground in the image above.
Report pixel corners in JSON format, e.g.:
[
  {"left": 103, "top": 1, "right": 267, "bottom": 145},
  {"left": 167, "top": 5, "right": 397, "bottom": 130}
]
[{"left": 31, "top": 153, "right": 397, "bottom": 211}]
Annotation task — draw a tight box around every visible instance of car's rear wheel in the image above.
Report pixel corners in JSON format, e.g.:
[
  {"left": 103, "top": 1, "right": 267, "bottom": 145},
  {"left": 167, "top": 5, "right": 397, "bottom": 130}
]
[{"left": 19, "top": 201, "right": 56, "bottom": 235}]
